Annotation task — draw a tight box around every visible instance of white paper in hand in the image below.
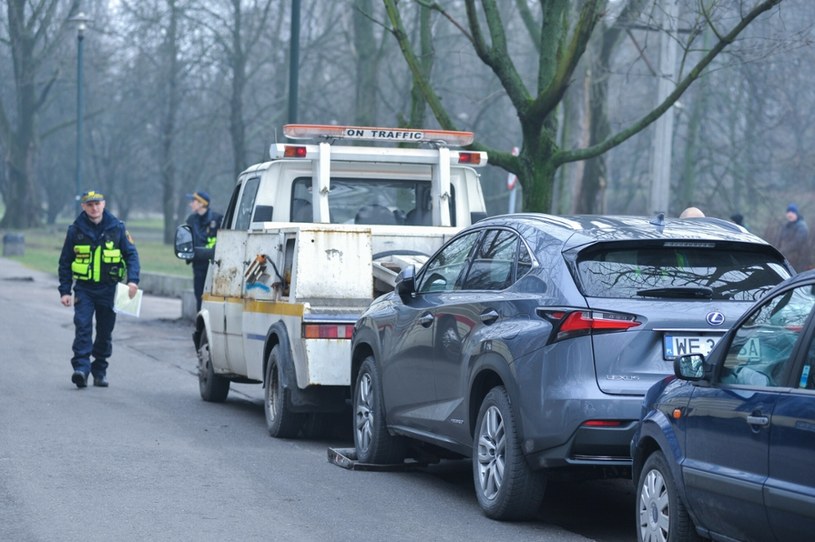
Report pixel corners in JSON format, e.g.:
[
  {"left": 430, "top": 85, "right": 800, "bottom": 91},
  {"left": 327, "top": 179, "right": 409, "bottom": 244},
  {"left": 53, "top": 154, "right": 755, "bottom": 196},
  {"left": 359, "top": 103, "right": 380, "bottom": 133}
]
[{"left": 114, "top": 282, "right": 143, "bottom": 318}]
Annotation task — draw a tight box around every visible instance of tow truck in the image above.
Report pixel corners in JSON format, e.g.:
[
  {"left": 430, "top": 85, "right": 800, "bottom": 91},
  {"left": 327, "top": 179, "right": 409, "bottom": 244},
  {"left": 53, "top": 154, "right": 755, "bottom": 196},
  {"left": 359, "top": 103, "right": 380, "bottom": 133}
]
[{"left": 175, "top": 124, "right": 488, "bottom": 437}]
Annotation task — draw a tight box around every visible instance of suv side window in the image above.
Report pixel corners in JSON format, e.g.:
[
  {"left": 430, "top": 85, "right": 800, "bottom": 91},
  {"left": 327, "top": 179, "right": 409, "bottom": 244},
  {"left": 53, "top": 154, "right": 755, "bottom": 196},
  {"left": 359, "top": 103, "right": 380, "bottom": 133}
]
[
  {"left": 721, "top": 284, "right": 815, "bottom": 387},
  {"left": 417, "top": 231, "right": 481, "bottom": 293},
  {"left": 461, "top": 229, "right": 518, "bottom": 291}
]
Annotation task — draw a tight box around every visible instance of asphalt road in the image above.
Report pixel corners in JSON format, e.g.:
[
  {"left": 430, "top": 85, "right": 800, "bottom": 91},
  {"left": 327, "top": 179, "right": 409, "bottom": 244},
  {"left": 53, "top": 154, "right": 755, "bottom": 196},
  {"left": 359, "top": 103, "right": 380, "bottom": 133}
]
[{"left": 0, "top": 257, "right": 635, "bottom": 541}]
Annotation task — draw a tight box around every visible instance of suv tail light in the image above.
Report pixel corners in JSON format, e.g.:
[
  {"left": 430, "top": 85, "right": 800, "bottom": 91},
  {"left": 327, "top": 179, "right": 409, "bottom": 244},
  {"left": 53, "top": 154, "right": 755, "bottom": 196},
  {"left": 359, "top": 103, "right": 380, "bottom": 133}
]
[{"left": 539, "top": 309, "right": 641, "bottom": 343}]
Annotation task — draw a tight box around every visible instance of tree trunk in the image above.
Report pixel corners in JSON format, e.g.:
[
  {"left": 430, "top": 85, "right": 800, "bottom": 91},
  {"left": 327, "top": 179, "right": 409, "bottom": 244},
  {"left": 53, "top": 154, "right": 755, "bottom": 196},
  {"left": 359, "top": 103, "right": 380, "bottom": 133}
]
[
  {"left": 354, "top": 0, "right": 379, "bottom": 125},
  {"left": 3, "top": 140, "right": 39, "bottom": 228},
  {"left": 230, "top": 3, "right": 247, "bottom": 180},
  {"left": 161, "top": 0, "right": 180, "bottom": 245}
]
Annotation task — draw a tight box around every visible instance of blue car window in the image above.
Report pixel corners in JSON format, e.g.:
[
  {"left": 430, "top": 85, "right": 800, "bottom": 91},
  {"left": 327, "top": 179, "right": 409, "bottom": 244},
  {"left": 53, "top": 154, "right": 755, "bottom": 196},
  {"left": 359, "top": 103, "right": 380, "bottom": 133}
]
[
  {"left": 801, "top": 338, "right": 815, "bottom": 389},
  {"left": 720, "top": 284, "right": 815, "bottom": 387}
]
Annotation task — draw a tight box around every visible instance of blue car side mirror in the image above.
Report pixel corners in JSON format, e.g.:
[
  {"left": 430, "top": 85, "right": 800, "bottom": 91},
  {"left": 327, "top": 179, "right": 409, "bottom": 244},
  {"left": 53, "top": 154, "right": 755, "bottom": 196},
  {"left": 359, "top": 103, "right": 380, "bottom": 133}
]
[{"left": 674, "top": 353, "right": 706, "bottom": 381}]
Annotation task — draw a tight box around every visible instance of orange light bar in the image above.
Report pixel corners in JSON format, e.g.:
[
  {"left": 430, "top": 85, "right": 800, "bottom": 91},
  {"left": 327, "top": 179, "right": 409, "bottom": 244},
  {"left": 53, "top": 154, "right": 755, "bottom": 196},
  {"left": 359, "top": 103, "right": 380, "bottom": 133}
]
[
  {"left": 283, "top": 145, "right": 308, "bottom": 158},
  {"left": 283, "top": 124, "right": 474, "bottom": 147},
  {"left": 302, "top": 323, "right": 355, "bottom": 339}
]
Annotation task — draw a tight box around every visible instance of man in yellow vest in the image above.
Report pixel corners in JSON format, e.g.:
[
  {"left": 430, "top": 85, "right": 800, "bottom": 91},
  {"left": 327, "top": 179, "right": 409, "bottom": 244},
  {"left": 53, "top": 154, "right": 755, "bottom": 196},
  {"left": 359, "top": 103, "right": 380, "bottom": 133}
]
[{"left": 58, "top": 190, "right": 140, "bottom": 388}]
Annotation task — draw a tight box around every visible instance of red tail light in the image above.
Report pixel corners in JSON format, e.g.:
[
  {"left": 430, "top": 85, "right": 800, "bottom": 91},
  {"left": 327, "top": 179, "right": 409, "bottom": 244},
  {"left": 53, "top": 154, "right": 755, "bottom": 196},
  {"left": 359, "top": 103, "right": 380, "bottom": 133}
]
[
  {"left": 540, "top": 309, "right": 640, "bottom": 343},
  {"left": 581, "top": 420, "right": 626, "bottom": 428},
  {"left": 458, "top": 152, "right": 482, "bottom": 165},
  {"left": 302, "top": 323, "right": 355, "bottom": 339},
  {"left": 283, "top": 145, "right": 308, "bottom": 158}
]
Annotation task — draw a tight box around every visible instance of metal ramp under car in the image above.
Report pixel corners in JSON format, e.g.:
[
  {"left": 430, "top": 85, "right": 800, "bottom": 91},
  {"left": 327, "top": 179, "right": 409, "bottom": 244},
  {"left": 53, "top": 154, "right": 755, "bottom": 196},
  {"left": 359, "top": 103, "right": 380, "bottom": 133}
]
[{"left": 326, "top": 447, "right": 429, "bottom": 472}]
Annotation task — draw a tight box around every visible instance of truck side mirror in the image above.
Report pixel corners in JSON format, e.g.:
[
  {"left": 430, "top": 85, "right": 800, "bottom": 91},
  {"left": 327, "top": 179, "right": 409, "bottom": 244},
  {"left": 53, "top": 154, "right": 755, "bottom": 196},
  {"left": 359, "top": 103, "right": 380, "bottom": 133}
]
[
  {"left": 174, "top": 224, "right": 195, "bottom": 260},
  {"left": 395, "top": 265, "right": 416, "bottom": 299}
]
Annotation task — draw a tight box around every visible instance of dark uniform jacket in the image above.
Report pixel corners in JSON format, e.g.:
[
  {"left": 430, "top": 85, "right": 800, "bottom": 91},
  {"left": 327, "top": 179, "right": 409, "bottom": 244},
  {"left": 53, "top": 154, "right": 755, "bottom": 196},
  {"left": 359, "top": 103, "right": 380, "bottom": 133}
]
[
  {"left": 58, "top": 210, "right": 140, "bottom": 296},
  {"left": 185, "top": 208, "right": 223, "bottom": 269}
]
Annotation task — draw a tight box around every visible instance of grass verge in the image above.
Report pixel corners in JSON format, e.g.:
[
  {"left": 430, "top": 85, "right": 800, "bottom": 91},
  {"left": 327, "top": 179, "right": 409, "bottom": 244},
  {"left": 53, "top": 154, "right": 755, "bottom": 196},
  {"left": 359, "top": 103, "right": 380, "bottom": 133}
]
[{"left": 1, "top": 221, "right": 189, "bottom": 278}]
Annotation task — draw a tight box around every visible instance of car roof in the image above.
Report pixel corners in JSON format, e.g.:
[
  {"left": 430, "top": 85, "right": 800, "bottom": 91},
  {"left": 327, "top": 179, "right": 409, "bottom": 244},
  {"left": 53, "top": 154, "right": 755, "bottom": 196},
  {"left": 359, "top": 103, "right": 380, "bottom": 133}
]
[{"left": 476, "top": 213, "right": 775, "bottom": 250}]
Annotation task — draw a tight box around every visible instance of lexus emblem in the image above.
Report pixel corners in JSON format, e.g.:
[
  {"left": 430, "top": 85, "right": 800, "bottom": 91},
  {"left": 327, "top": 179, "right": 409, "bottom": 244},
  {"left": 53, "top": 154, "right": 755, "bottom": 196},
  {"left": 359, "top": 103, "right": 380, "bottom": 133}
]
[{"left": 706, "top": 311, "right": 725, "bottom": 326}]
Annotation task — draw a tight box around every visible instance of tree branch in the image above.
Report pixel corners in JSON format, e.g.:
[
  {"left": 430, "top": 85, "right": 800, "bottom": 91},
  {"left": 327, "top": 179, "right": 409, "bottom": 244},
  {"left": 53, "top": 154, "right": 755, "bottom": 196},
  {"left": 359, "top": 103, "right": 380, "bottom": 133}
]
[
  {"left": 555, "top": 0, "right": 782, "bottom": 166},
  {"left": 383, "top": 0, "right": 459, "bottom": 130}
]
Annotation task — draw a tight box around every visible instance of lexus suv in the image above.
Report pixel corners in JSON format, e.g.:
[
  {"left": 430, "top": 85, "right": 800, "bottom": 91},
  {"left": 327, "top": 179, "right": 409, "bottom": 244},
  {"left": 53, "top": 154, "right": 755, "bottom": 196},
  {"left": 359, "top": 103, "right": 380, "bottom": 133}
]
[{"left": 350, "top": 213, "right": 792, "bottom": 520}]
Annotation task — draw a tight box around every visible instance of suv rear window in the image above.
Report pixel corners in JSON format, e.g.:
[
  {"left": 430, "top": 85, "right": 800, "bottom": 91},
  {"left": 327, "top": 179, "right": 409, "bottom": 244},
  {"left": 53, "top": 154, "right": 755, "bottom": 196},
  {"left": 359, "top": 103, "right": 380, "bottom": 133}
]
[{"left": 576, "top": 245, "right": 790, "bottom": 301}]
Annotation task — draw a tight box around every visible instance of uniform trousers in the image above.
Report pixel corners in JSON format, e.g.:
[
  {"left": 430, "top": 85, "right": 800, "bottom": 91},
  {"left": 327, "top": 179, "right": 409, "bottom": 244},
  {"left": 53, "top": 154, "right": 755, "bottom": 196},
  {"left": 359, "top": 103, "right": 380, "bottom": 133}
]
[{"left": 71, "top": 283, "right": 117, "bottom": 378}]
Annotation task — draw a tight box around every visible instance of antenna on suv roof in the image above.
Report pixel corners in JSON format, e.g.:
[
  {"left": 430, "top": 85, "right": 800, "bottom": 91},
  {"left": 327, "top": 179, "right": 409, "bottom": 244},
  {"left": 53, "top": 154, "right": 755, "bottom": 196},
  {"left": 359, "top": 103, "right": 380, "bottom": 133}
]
[{"left": 650, "top": 212, "right": 666, "bottom": 227}]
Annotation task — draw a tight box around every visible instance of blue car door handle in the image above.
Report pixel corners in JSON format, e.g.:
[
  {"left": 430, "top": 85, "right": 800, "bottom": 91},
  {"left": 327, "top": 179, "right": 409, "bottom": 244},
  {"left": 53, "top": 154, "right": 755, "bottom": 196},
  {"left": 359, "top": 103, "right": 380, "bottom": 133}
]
[
  {"left": 419, "top": 313, "right": 434, "bottom": 327},
  {"left": 746, "top": 415, "right": 769, "bottom": 427},
  {"left": 480, "top": 309, "right": 499, "bottom": 325}
]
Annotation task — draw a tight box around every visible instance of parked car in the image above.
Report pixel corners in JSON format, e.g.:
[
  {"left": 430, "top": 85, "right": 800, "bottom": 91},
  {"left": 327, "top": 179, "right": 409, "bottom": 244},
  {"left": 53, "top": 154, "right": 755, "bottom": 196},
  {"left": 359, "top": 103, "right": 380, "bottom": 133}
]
[
  {"left": 632, "top": 269, "right": 815, "bottom": 542},
  {"left": 350, "top": 213, "right": 792, "bottom": 520}
]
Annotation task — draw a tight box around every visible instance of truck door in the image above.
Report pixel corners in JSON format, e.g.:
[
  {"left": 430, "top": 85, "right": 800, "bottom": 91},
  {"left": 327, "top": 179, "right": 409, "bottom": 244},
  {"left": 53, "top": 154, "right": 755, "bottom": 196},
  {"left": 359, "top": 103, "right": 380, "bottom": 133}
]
[{"left": 209, "top": 176, "right": 260, "bottom": 374}]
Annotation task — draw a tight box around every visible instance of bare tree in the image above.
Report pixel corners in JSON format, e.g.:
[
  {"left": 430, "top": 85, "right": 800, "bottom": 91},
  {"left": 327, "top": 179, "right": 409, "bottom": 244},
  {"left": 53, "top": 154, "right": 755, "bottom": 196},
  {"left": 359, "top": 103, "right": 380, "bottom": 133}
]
[
  {"left": 0, "top": 0, "right": 78, "bottom": 228},
  {"left": 384, "top": 0, "right": 783, "bottom": 213}
]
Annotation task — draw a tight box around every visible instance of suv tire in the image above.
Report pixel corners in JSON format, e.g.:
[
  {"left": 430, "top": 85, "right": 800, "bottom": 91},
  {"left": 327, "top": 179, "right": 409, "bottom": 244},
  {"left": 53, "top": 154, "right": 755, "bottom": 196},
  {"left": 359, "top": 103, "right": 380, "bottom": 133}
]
[
  {"left": 473, "top": 386, "right": 544, "bottom": 520},
  {"left": 354, "top": 356, "right": 405, "bottom": 464}
]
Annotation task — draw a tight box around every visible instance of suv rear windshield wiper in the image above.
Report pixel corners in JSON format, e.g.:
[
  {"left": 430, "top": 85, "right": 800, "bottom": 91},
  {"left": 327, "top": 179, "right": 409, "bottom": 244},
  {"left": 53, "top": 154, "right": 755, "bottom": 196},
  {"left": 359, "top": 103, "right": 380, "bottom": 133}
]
[{"left": 635, "top": 286, "right": 714, "bottom": 299}]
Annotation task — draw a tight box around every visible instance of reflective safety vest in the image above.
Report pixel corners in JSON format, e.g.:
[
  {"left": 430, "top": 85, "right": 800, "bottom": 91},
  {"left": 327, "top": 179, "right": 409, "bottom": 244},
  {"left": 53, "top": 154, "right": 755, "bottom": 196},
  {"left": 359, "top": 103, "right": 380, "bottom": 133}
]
[{"left": 71, "top": 239, "right": 125, "bottom": 283}]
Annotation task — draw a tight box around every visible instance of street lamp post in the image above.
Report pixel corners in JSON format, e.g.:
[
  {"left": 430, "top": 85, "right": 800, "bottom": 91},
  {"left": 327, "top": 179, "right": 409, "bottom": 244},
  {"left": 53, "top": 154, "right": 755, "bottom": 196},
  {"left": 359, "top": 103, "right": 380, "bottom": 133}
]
[{"left": 70, "top": 12, "right": 91, "bottom": 215}]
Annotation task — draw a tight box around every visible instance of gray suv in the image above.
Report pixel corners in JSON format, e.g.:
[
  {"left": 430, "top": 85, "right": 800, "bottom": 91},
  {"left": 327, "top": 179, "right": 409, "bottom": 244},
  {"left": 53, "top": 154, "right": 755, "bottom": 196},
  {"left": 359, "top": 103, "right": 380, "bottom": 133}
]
[{"left": 350, "top": 213, "right": 792, "bottom": 520}]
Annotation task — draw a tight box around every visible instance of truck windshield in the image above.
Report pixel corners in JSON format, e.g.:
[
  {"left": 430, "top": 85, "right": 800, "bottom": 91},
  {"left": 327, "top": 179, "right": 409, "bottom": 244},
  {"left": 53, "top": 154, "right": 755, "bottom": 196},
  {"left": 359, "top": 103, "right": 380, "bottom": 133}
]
[{"left": 291, "top": 177, "right": 456, "bottom": 226}]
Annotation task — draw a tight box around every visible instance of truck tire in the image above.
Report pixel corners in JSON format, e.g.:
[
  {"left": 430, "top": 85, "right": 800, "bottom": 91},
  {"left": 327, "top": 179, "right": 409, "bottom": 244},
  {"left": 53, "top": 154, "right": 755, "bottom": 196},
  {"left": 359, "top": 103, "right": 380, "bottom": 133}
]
[
  {"left": 197, "top": 330, "right": 230, "bottom": 402},
  {"left": 473, "top": 386, "right": 544, "bottom": 520},
  {"left": 265, "top": 345, "right": 304, "bottom": 438},
  {"left": 353, "top": 356, "right": 405, "bottom": 464}
]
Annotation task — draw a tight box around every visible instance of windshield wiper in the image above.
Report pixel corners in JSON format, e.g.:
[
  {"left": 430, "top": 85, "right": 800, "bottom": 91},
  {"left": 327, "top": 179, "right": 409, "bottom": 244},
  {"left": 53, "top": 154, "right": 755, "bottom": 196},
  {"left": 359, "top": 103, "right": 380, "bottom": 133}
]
[{"left": 635, "top": 286, "right": 714, "bottom": 299}]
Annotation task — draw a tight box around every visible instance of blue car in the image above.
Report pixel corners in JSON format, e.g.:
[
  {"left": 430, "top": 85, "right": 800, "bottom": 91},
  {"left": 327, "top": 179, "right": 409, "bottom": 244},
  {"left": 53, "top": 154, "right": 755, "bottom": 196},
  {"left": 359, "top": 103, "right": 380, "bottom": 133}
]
[{"left": 632, "top": 270, "right": 815, "bottom": 542}]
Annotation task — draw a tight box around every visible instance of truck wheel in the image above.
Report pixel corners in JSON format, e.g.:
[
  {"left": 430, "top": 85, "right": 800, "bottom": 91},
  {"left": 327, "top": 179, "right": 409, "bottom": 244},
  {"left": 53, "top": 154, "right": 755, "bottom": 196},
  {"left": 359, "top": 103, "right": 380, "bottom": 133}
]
[
  {"left": 264, "top": 345, "right": 304, "bottom": 438},
  {"left": 354, "top": 356, "right": 405, "bottom": 464},
  {"left": 197, "top": 330, "right": 229, "bottom": 402},
  {"left": 473, "top": 386, "right": 544, "bottom": 520},
  {"left": 637, "top": 451, "right": 699, "bottom": 542}
]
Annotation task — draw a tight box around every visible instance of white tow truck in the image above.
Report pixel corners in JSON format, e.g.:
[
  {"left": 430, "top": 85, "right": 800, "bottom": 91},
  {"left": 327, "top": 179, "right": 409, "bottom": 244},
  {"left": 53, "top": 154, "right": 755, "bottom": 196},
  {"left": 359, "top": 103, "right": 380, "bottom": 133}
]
[{"left": 175, "top": 124, "right": 489, "bottom": 437}]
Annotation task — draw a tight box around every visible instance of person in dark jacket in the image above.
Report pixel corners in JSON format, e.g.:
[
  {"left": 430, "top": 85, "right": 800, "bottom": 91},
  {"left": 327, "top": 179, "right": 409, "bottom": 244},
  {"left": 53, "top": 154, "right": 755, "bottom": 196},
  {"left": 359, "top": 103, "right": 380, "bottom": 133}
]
[
  {"left": 58, "top": 190, "right": 140, "bottom": 388},
  {"left": 185, "top": 191, "right": 222, "bottom": 311},
  {"left": 776, "top": 203, "right": 810, "bottom": 271}
]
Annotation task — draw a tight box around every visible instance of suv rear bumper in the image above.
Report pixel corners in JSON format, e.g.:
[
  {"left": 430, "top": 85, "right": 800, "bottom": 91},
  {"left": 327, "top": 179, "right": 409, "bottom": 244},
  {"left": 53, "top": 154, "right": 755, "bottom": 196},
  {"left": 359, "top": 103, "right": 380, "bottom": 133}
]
[{"left": 524, "top": 421, "right": 637, "bottom": 470}]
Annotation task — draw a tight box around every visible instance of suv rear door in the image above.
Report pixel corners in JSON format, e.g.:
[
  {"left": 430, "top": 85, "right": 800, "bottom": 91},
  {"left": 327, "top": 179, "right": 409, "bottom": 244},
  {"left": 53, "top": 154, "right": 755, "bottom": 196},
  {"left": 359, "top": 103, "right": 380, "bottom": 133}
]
[{"left": 574, "top": 242, "right": 790, "bottom": 395}]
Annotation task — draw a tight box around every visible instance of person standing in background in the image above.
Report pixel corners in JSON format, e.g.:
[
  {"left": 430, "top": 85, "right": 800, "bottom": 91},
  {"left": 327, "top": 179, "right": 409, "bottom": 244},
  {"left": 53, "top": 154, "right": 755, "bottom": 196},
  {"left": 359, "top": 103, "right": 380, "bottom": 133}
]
[
  {"left": 58, "top": 190, "right": 140, "bottom": 389},
  {"left": 185, "top": 191, "right": 222, "bottom": 311},
  {"left": 776, "top": 203, "right": 809, "bottom": 271}
]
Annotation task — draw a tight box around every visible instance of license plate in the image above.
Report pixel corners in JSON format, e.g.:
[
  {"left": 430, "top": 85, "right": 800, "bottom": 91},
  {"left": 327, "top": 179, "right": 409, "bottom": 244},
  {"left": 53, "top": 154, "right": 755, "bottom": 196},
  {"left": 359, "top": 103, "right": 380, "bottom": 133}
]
[{"left": 663, "top": 335, "right": 720, "bottom": 360}]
